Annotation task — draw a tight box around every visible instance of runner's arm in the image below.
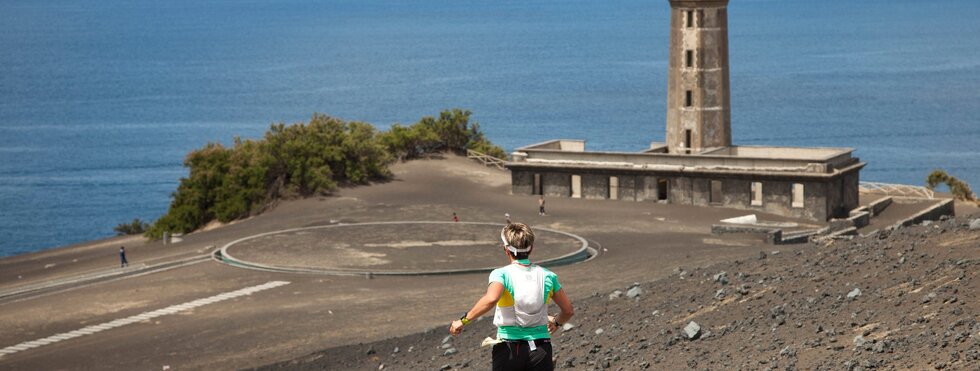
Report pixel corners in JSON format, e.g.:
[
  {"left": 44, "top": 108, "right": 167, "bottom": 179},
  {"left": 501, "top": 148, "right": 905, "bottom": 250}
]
[
  {"left": 548, "top": 288, "right": 574, "bottom": 333},
  {"left": 449, "top": 282, "right": 504, "bottom": 335}
]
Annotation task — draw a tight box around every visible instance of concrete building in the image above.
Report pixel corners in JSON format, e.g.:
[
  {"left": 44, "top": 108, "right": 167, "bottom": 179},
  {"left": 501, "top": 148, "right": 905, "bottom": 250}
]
[{"left": 506, "top": 0, "right": 865, "bottom": 221}]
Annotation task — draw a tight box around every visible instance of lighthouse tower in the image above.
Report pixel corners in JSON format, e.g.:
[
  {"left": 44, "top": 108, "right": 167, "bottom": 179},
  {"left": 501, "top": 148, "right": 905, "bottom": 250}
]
[{"left": 665, "top": 0, "right": 732, "bottom": 154}]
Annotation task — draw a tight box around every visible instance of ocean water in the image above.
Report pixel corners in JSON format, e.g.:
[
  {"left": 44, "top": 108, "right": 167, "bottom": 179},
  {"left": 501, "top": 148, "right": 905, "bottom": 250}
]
[{"left": 1, "top": 0, "right": 978, "bottom": 256}]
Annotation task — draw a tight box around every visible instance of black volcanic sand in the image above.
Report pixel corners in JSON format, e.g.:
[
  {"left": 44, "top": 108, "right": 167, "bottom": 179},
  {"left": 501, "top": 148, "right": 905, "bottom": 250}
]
[
  {"left": 0, "top": 155, "right": 970, "bottom": 371},
  {"left": 255, "top": 217, "right": 980, "bottom": 370},
  {"left": 225, "top": 222, "right": 583, "bottom": 272}
]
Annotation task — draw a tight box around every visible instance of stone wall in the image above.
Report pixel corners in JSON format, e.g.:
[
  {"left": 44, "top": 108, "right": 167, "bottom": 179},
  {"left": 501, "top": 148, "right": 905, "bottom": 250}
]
[
  {"left": 512, "top": 170, "right": 534, "bottom": 195},
  {"left": 621, "top": 176, "right": 638, "bottom": 201},
  {"left": 841, "top": 170, "right": 861, "bottom": 215},
  {"left": 580, "top": 174, "right": 607, "bottom": 199},
  {"left": 641, "top": 176, "right": 659, "bottom": 201},
  {"left": 693, "top": 177, "right": 829, "bottom": 221},
  {"left": 542, "top": 172, "right": 571, "bottom": 197},
  {"left": 670, "top": 177, "right": 693, "bottom": 203},
  {"left": 508, "top": 168, "right": 859, "bottom": 221},
  {"left": 868, "top": 196, "right": 893, "bottom": 216},
  {"left": 892, "top": 199, "right": 955, "bottom": 228}
]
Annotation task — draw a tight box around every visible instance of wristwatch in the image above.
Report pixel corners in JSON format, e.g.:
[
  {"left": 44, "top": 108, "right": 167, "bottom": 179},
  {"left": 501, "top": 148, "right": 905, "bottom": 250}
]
[
  {"left": 553, "top": 318, "right": 562, "bottom": 327},
  {"left": 459, "top": 313, "right": 471, "bottom": 326}
]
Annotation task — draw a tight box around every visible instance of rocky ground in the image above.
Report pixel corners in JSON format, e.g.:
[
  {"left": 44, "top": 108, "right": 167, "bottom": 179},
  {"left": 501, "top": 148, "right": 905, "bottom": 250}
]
[{"left": 255, "top": 215, "right": 980, "bottom": 371}]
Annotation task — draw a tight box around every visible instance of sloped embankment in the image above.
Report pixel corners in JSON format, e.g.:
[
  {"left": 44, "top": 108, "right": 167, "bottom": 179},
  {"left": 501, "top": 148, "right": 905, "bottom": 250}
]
[{"left": 255, "top": 216, "right": 980, "bottom": 370}]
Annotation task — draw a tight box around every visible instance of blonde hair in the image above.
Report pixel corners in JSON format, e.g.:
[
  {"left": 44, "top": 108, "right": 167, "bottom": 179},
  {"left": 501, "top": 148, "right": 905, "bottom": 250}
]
[{"left": 501, "top": 222, "right": 535, "bottom": 258}]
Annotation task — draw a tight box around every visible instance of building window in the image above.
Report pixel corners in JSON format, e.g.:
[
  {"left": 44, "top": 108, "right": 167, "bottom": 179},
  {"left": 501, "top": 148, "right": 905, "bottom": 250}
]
[
  {"left": 792, "top": 183, "right": 805, "bottom": 208},
  {"left": 751, "top": 182, "right": 763, "bottom": 206},
  {"left": 684, "top": 129, "right": 692, "bottom": 154},
  {"left": 571, "top": 174, "right": 582, "bottom": 198},
  {"left": 710, "top": 180, "right": 722, "bottom": 205},
  {"left": 609, "top": 176, "right": 619, "bottom": 200},
  {"left": 685, "top": 90, "right": 692, "bottom": 107},
  {"left": 686, "top": 50, "right": 693, "bottom": 68},
  {"left": 686, "top": 10, "right": 694, "bottom": 28}
]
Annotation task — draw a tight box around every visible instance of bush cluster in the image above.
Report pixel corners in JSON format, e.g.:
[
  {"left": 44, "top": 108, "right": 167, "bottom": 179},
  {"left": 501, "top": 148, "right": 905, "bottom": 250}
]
[
  {"left": 379, "top": 109, "right": 506, "bottom": 161},
  {"left": 145, "top": 109, "right": 504, "bottom": 239},
  {"left": 926, "top": 169, "right": 977, "bottom": 204},
  {"left": 114, "top": 218, "right": 149, "bottom": 236}
]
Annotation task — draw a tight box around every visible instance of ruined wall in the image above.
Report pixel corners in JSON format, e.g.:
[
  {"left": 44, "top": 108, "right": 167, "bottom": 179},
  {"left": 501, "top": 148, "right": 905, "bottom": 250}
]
[
  {"left": 582, "top": 174, "right": 609, "bottom": 200},
  {"left": 743, "top": 179, "right": 828, "bottom": 221},
  {"left": 826, "top": 176, "right": 843, "bottom": 219},
  {"left": 841, "top": 170, "right": 860, "bottom": 216},
  {"left": 692, "top": 177, "right": 829, "bottom": 221},
  {"left": 670, "top": 177, "right": 693, "bottom": 204},
  {"left": 641, "top": 176, "right": 659, "bottom": 201},
  {"left": 822, "top": 169, "right": 861, "bottom": 219},
  {"left": 511, "top": 170, "right": 534, "bottom": 195},
  {"left": 691, "top": 178, "right": 710, "bottom": 206},
  {"left": 542, "top": 172, "right": 571, "bottom": 197},
  {"left": 722, "top": 179, "right": 751, "bottom": 207},
  {"left": 508, "top": 168, "right": 847, "bottom": 221},
  {"left": 802, "top": 182, "right": 829, "bottom": 221},
  {"left": 619, "top": 175, "right": 638, "bottom": 201}
]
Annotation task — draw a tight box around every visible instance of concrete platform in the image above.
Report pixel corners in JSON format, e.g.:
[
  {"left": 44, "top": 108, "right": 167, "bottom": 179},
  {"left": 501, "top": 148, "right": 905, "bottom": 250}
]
[{"left": 219, "top": 221, "right": 589, "bottom": 275}]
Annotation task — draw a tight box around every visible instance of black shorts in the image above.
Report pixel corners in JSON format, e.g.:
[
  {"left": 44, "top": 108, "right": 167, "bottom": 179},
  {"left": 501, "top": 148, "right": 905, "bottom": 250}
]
[{"left": 492, "top": 339, "right": 553, "bottom": 371}]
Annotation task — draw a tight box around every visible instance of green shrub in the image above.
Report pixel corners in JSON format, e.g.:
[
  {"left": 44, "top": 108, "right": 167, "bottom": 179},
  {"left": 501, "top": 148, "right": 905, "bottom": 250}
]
[
  {"left": 379, "top": 108, "right": 506, "bottom": 161},
  {"left": 146, "top": 109, "right": 500, "bottom": 239},
  {"left": 114, "top": 218, "right": 149, "bottom": 236}
]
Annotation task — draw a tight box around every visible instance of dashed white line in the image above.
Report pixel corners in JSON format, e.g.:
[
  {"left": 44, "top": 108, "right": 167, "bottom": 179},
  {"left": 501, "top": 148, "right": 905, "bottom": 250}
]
[{"left": 0, "top": 281, "right": 289, "bottom": 359}]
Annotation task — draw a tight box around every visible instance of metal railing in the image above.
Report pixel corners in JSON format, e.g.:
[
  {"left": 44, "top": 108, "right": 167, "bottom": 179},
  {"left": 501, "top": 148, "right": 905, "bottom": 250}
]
[
  {"left": 466, "top": 149, "right": 507, "bottom": 170},
  {"left": 859, "top": 181, "right": 934, "bottom": 199}
]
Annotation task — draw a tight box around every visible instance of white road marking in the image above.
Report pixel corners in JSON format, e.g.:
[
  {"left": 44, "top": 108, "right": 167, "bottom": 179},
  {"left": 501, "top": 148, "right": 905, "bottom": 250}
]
[{"left": 0, "top": 281, "right": 289, "bottom": 358}]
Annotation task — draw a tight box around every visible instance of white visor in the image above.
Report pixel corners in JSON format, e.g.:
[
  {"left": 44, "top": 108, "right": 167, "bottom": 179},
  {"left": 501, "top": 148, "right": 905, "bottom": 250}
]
[{"left": 501, "top": 232, "right": 530, "bottom": 254}]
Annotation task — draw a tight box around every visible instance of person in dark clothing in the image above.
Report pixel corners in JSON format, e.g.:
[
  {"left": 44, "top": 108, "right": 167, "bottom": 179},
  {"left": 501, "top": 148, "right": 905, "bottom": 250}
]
[{"left": 119, "top": 246, "right": 128, "bottom": 268}]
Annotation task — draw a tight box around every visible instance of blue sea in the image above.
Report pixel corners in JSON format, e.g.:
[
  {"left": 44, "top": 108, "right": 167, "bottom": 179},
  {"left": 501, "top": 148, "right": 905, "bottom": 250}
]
[{"left": 1, "top": 0, "right": 978, "bottom": 256}]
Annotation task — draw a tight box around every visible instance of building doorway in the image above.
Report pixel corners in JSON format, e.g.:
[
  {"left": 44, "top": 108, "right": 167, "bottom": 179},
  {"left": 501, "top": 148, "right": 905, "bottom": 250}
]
[
  {"left": 684, "top": 130, "right": 692, "bottom": 154},
  {"left": 533, "top": 174, "right": 542, "bottom": 195},
  {"left": 657, "top": 179, "right": 669, "bottom": 201},
  {"left": 710, "top": 180, "right": 722, "bottom": 205}
]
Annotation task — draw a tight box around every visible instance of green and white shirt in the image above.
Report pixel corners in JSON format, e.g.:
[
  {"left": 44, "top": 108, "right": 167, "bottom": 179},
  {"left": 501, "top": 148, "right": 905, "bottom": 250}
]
[{"left": 489, "top": 259, "right": 561, "bottom": 340}]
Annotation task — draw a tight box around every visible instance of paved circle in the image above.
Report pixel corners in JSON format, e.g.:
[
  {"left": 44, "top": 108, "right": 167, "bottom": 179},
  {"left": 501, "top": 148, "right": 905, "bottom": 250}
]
[{"left": 218, "top": 222, "right": 591, "bottom": 275}]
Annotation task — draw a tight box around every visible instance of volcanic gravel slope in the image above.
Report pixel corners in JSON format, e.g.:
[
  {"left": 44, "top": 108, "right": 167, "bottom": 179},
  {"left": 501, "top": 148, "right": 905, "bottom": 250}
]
[{"left": 254, "top": 216, "right": 980, "bottom": 371}]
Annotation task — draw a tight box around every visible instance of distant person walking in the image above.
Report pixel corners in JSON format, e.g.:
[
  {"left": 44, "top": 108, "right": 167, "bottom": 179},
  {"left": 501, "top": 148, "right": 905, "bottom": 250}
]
[
  {"left": 449, "top": 222, "right": 574, "bottom": 371},
  {"left": 119, "top": 246, "right": 128, "bottom": 268},
  {"left": 538, "top": 195, "right": 546, "bottom": 216},
  {"left": 453, "top": 212, "right": 460, "bottom": 222},
  {"left": 505, "top": 213, "right": 512, "bottom": 225}
]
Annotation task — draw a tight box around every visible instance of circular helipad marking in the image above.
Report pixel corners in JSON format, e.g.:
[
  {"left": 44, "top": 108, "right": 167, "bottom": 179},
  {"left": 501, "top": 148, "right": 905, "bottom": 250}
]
[{"left": 216, "top": 221, "right": 592, "bottom": 276}]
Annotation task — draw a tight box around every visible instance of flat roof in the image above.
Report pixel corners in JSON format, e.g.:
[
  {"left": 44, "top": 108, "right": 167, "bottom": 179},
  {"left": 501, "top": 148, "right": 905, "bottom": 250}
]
[
  {"left": 701, "top": 146, "right": 854, "bottom": 161},
  {"left": 511, "top": 140, "right": 861, "bottom": 176}
]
